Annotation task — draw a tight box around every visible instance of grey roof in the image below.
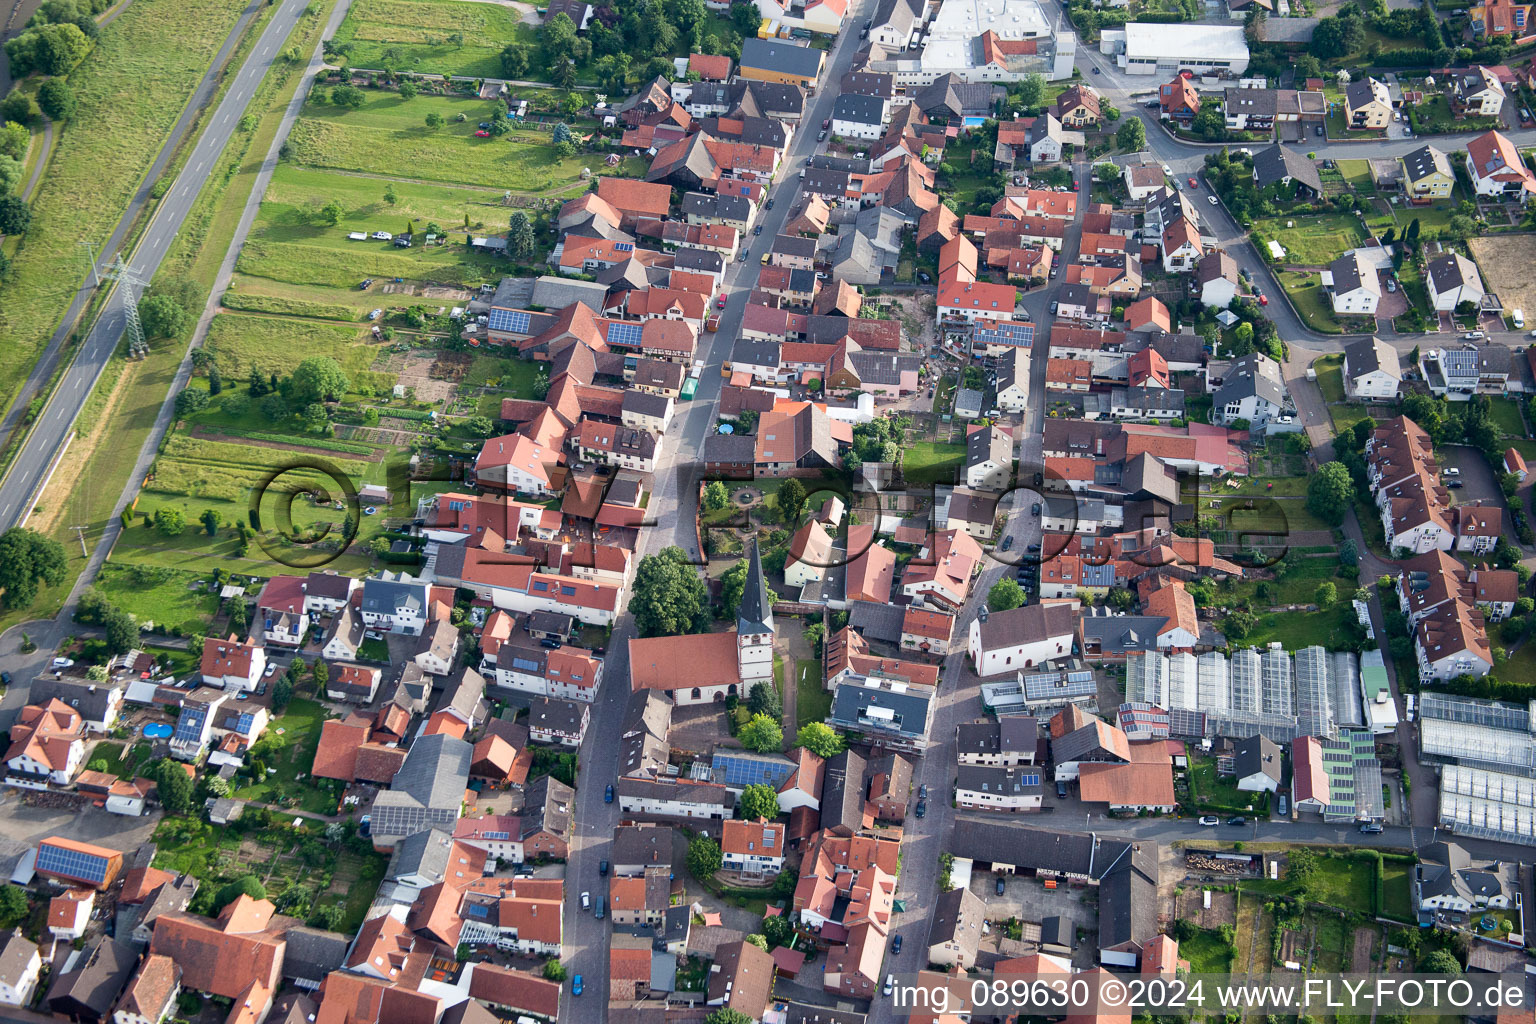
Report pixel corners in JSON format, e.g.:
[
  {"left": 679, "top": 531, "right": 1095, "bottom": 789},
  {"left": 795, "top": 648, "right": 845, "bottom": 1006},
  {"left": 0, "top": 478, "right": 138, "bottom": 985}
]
[
  {"left": 48, "top": 940, "right": 138, "bottom": 1019},
  {"left": 674, "top": 247, "right": 724, "bottom": 275},
  {"left": 522, "top": 774, "right": 575, "bottom": 841},
  {"left": 1110, "top": 387, "right": 1185, "bottom": 417},
  {"left": 1233, "top": 734, "right": 1283, "bottom": 784},
  {"left": 613, "top": 824, "right": 677, "bottom": 870},
  {"left": 441, "top": 667, "right": 487, "bottom": 724},
  {"left": 1212, "top": 352, "right": 1287, "bottom": 411},
  {"left": 389, "top": 827, "right": 455, "bottom": 883},
  {"left": 872, "top": 0, "right": 923, "bottom": 37},
  {"left": 623, "top": 390, "right": 672, "bottom": 420},
  {"left": 848, "top": 600, "right": 906, "bottom": 644},
  {"left": 840, "top": 71, "right": 893, "bottom": 99},
  {"left": 833, "top": 92, "right": 886, "bottom": 127},
  {"left": 681, "top": 191, "right": 752, "bottom": 223},
  {"left": 773, "top": 234, "right": 817, "bottom": 259},
  {"left": 0, "top": 932, "right": 37, "bottom": 988},
  {"left": 820, "top": 749, "right": 869, "bottom": 835},
  {"left": 1040, "top": 915, "right": 1073, "bottom": 948},
  {"left": 834, "top": 230, "right": 883, "bottom": 278},
  {"left": 965, "top": 424, "right": 1008, "bottom": 469},
  {"left": 732, "top": 80, "right": 806, "bottom": 118},
  {"left": 370, "top": 733, "right": 473, "bottom": 842},
  {"left": 1225, "top": 87, "right": 1279, "bottom": 117},
  {"left": 1027, "top": 111, "right": 1063, "bottom": 145},
  {"left": 702, "top": 433, "right": 757, "bottom": 465},
  {"left": 1121, "top": 452, "right": 1180, "bottom": 504},
  {"left": 733, "top": 337, "right": 781, "bottom": 366},
  {"left": 955, "top": 764, "right": 1042, "bottom": 799},
  {"left": 927, "top": 886, "right": 985, "bottom": 954},
  {"left": 28, "top": 675, "right": 121, "bottom": 724},
  {"left": 827, "top": 678, "right": 934, "bottom": 741},
  {"left": 1097, "top": 840, "right": 1159, "bottom": 951},
  {"left": 737, "top": 537, "right": 775, "bottom": 636},
  {"left": 1428, "top": 252, "right": 1481, "bottom": 296},
  {"left": 1052, "top": 716, "right": 1130, "bottom": 766},
  {"left": 529, "top": 696, "right": 587, "bottom": 736},
  {"left": 1402, "top": 144, "right": 1452, "bottom": 184},
  {"left": 281, "top": 928, "right": 351, "bottom": 985},
  {"left": 304, "top": 570, "right": 357, "bottom": 601},
  {"left": 1327, "top": 251, "right": 1369, "bottom": 296},
  {"left": 997, "top": 347, "right": 1024, "bottom": 394},
  {"left": 946, "top": 489, "right": 998, "bottom": 527},
  {"left": 848, "top": 350, "right": 921, "bottom": 386},
  {"left": 527, "top": 611, "right": 574, "bottom": 637},
  {"left": 740, "top": 38, "right": 823, "bottom": 79},
  {"left": 1344, "top": 79, "right": 1379, "bottom": 111},
  {"left": 1343, "top": 335, "right": 1398, "bottom": 380},
  {"left": 1252, "top": 143, "right": 1323, "bottom": 193},
  {"left": 1079, "top": 614, "right": 1166, "bottom": 655},
  {"left": 531, "top": 275, "right": 609, "bottom": 313},
  {"left": 361, "top": 575, "right": 428, "bottom": 618},
  {"left": 1196, "top": 250, "right": 1239, "bottom": 287},
  {"left": 975, "top": 603, "right": 1077, "bottom": 650},
  {"left": 616, "top": 775, "right": 734, "bottom": 808},
  {"left": 955, "top": 717, "right": 1037, "bottom": 758},
  {"left": 783, "top": 1002, "right": 867, "bottom": 1024}
]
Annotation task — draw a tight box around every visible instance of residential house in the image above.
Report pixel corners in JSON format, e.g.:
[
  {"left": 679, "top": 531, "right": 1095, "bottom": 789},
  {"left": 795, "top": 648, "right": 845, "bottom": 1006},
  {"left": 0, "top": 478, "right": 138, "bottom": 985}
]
[
  {"left": 826, "top": 673, "right": 936, "bottom": 753},
  {"left": 527, "top": 697, "right": 590, "bottom": 747},
  {"left": 831, "top": 94, "right": 886, "bottom": 141},
  {"left": 1336, "top": 335, "right": 1401, "bottom": 402},
  {"left": 4, "top": 699, "right": 85, "bottom": 786},
  {"left": 1401, "top": 144, "right": 1455, "bottom": 201},
  {"left": 255, "top": 576, "right": 309, "bottom": 648},
  {"left": 1344, "top": 77, "right": 1392, "bottom": 130},
  {"left": 738, "top": 38, "right": 825, "bottom": 89},
  {"left": 199, "top": 635, "right": 266, "bottom": 692},
  {"left": 954, "top": 765, "right": 1043, "bottom": 812},
  {"left": 1159, "top": 75, "right": 1201, "bottom": 121},
  {"left": 1196, "top": 251, "right": 1240, "bottom": 309},
  {"left": 1426, "top": 252, "right": 1486, "bottom": 312},
  {"left": 964, "top": 425, "right": 1012, "bottom": 492},
  {"left": 785, "top": 520, "right": 835, "bottom": 590},
  {"left": 1470, "top": 0, "right": 1531, "bottom": 34},
  {"left": 1211, "top": 352, "right": 1293, "bottom": 432},
  {"left": 1055, "top": 85, "right": 1101, "bottom": 127},
  {"left": 1233, "top": 734, "right": 1283, "bottom": 792},
  {"left": 326, "top": 664, "right": 382, "bottom": 704},
  {"left": 967, "top": 603, "right": 1078, "bottom": 678},
  {"left": 1467, "top": 129, "right": 1536, "bottom": 197},
  {"left": 359, "top": 574, "right": 435, "bottom": 636},
  {"left": 721, "top": 818, "right": 786, "bottom": 876},
  {"left": 926, "top": 887, "right": 985, "bottom": 969},
  {"left": 1252, "top": 143, "right": 1323, "bottom": 198},
  {"left": 0, "top": 933, "right": 41, "bottom": 1007},
  {"left": 1324, "top": 249, "right": 1382, "bottom": 316},
  {"left": 1449, "top": 66, "right": 1506, "bottom": 118}
]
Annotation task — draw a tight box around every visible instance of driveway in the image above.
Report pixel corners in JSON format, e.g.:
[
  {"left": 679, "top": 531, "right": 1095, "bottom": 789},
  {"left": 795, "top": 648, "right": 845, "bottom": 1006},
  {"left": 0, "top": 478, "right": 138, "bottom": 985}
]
[{"left": 1439, "top": 443, "right": 1509, "bottom": 526}]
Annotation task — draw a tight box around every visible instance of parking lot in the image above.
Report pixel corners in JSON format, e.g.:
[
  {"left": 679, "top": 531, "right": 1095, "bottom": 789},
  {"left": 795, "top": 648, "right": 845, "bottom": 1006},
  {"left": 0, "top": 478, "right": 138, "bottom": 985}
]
[
  {"left": 1439, "top": 443, "right": 1509, "bottom": 524},
  {"left": 0, "top": 791, "right": 164, "bottom": 848}
]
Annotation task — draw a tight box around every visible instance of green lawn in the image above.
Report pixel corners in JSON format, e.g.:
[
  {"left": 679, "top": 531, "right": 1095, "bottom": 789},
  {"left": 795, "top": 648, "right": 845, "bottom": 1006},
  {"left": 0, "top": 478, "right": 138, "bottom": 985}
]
[
  {"left": 1256, "top": 214, "right": 1369, "bottom": 266},
  {"left": 1240, "top": 852, "right": 1375, "bottom": 915},
  {"left": 796, "top": 660, "right": 832, "bottom": 729},
  {"left": 1181, "top": 928, "right": 1236, "bottom": 974},
  {"left": 1489, "top": 397, "right": 1527, "bottom": 439},
  {"left": 1336, "top": 159, "right": 1377, "bottom": 194},
  {"left": 1382, "top": 862, "right": 1414, "bottom": 921},
  {"left": 1242, "top": 605, "right": 1361, "bottom": 650},
  {"left": 1314, "top": 354, "right": 1345, "bottom": 404},
  {"left": 288, "top": 92, "right": 647, "bottom": 192},
  {"left": 1277, "top": 271, "right": 1345, "bottom": 334},
  {"left": 93, "top": 564, "right": 221, "bottom": 636},
  {"left": 92, "top": 741, "right": 153, "bottom": 780},
  {"left": 0, "top": 0, "right": 252, "bottom": 422},
  {"left": 463, "top": 353, "right": 542, "bottom": 397},
  {"left": 1188, "top": 758, "right": 1260, "bottom": 812},
  {"left": 902, "top": 441, "right": 966, "bottom": 485},
  {"left": 204, "top": 312, "right": 390, "bottom": 389},
  {"left": 330, "top": 0, "right": 537, "bottom": 79},
  {"left": 231, "top": 699, "right": 341, "bottom": 814}
]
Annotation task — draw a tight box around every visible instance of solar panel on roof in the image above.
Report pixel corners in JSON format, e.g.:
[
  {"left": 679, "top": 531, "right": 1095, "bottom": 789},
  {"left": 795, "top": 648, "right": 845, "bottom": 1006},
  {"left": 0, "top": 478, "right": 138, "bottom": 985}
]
[
  {"left": 615, "top": 242, "right": 634, "bottom": 252},
  {"left": 711, "top": 752, "right": 794, "bottom": 789},
  {"left": 488, "top": 308, "right": 533, "bottom": 335},
  {"left": 606, "top": 321, "right": 644, "bottom": 347},
  {"left": 173, "top": 706, "right": 207, "bottom": 743},
  {"left": 37, "top": 843, "right": 110, "bottom": 884}
]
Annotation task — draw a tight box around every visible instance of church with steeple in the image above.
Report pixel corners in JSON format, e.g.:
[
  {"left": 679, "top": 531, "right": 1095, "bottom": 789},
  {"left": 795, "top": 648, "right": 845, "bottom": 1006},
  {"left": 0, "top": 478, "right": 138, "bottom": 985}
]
[{"left": 626, "top": 537, "right": 780, "bottom": 705}]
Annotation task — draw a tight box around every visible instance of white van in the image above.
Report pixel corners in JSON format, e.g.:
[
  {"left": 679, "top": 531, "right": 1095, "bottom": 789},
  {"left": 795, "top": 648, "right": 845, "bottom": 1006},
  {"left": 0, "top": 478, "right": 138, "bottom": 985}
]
[{"left": 1515, "top": 309, "right": 1526, "bottom": 329}]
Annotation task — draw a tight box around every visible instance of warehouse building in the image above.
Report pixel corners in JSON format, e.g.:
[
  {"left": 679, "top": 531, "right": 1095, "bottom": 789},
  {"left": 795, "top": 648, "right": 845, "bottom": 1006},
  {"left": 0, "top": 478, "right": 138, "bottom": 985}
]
[{"left": 1109, "top": 23, "right": 1249, "bottom": 77}]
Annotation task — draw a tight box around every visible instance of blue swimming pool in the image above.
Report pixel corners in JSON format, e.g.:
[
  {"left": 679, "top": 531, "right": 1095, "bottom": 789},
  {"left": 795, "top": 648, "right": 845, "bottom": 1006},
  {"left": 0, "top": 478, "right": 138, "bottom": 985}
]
[
  {"left": 962, "top": 116, "right": 987, "bottom": 128},
  {"left": 143, "top": 722, "right": 172, "bottom": 739}
]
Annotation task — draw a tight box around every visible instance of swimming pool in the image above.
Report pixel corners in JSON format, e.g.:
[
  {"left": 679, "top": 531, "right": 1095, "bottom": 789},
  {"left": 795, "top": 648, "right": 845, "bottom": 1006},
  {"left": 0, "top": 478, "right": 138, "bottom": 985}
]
[{"left": 143, "top": 722, "right": 172, "bottom": 739}]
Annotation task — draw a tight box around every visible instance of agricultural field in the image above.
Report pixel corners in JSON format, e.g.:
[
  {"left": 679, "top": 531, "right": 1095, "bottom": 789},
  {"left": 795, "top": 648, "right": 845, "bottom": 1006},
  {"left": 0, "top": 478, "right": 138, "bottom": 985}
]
[
  {"left": 0, "top": 0, "right": 253, "bottom": 420},
  {"left": 330, "top": 0, "right": 539, "bottom": 79},
  {"left": 288, "top": 91, "right": 645, "bottom": 192},
  {"left": 1469, "top": 235, "right": 1536, "bottom": 321}
]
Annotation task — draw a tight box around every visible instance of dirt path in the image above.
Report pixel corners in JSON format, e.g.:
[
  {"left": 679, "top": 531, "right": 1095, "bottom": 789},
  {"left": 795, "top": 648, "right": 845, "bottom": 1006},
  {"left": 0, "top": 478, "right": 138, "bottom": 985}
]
[{"left": 21, "top": 117, "right": 51, "bottom": 202}]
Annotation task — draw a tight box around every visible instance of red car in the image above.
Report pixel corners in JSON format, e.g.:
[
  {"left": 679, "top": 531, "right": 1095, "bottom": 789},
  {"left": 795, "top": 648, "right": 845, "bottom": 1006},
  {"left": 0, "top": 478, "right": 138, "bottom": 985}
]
[
  {"left": 716, "top": 295, "right": 727, "bottom": 309},
  {"left": 1257, "top": 292, "right": 1269, "bottom": 306},
  {"left": 1188, "top": 177, "right": 1198, "bottom": 188},
  {"left": 475, "top": 129, "right": 491, "bottom": 138}
]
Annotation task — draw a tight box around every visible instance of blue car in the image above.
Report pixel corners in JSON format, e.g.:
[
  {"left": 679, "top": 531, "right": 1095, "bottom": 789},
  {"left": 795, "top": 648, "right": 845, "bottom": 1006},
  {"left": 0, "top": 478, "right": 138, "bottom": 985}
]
[
  {"left": 573, "top": 975, "right": 584, "bottom": 997},
  {"left": 604, "top": 784, "right": 615, "bottom": 804},
  {"left": 892, "top": 934, "right": 903, "bottom": 953}
]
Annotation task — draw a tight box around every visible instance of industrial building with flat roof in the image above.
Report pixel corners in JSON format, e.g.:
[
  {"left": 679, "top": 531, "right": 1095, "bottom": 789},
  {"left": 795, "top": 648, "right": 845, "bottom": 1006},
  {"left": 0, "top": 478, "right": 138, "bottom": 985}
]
[{"left": 1110, "top": 23, "right": 1249, "bottom": 76}]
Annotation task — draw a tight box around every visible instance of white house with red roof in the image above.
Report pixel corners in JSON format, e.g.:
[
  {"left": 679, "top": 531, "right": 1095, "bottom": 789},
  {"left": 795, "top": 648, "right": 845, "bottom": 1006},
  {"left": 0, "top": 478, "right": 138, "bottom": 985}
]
[
  {"left": 1467, "top": 129, "right": 1536, "bottom": 197},
  {"left": 199, "top": 635, "right": 266, "bottom": 692},
  {"left": 721, "top": 818, "right": 786, "bottom": 875},
  {"left": 254, "top": 576, "right": 309, "bottom": 648},
  {"left": 475, "top": 434, "right": 561, "bottom": 497},
  {"left": 4, "top": 700, "right": 85, "bottom": 786}
]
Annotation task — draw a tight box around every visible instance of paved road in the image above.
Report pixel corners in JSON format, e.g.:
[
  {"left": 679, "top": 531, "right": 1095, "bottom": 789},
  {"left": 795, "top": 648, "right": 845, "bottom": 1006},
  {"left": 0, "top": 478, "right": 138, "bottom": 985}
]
[
  {"left": 0, "top": 0, "right": 281, "bottom": 533},
  {"left": 555, "top": 11, "right": 876, "bottom": 1019}
]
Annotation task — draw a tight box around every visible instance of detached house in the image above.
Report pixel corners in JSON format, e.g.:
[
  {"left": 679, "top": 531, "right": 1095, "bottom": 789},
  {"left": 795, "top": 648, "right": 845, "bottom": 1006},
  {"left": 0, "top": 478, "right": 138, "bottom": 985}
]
[
  {"left": 1344, "top": 77, "right": 1392, "bottom": 130},
  {"left": 1426, "top": 252, "right": 1486, "bottom": 312},
  {"left": 1401, "top": 144, "right": 1455, "bottom": 201},
  {"left": 1342, "top": 336, "right": 1401, "bottom": 402},
  {"left": 721, "top": 818, "right": 786, "bottom": 876},
  {"left": 199, "top": 635, "right": 266, "bottom": 692},
  {"left": 1467, "top": 129, "right": 1536, "bottom": 197}
]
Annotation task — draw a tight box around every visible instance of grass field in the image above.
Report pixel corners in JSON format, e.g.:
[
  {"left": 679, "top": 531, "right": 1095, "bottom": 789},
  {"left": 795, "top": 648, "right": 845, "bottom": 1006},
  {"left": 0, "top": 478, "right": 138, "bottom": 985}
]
[
  {"left": 288, "top": 91, "right": 646, "bottom": 192},
  {"left": 1382, "top": 862, "right": 1413, "bottom": 921},
  {"left": 1181, "top": 928, "right": 1236, "bottom": 974},
  {"left": 1242, "top": 605, "right": 1360, "bottom": 650},
  {"left": 230, "top": 698, "right": 338, "bottom": 814},
  {"left": 330, "top": 0, "right": 536, "bottom": 78},
  {"left": 796, "top": 659, "right": 832, "bottom": 729},
  {"left": 1242, "top": 852, "right": 1376, "bottom": 914},
  {"left": 902, "top": 441, "right": 966, "bottom": 485},
  {"left": 0, "top": 0, "right": 252, "bottom": 420},
  {"left": 1257, "top": 214, "right": 1369, "bottom": 267},
  {"left": 93, "top": 740, "right": 153, "bottom": 780},
  {"left": 1489, "top": 396, "right": 1527, "bottom": 438},
  {"left": 1277, "top": 270, "right": 1345, "bottom": 333},
  {"left": 93, "top": 563, "right": 220, "bottom": 636},
  {"left": 204, "top": 312, "right": 386, "bottom": 383}
]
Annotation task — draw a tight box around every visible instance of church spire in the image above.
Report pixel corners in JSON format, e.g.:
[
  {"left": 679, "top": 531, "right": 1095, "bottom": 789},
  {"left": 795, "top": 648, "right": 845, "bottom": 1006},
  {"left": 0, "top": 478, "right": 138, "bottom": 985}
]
[{"left": 737, "top": 536, "right": 775, "bottom": 637}]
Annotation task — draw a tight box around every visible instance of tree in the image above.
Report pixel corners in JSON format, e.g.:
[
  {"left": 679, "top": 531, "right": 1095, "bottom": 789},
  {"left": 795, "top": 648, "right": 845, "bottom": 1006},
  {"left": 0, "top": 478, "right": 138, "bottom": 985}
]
[
  {"left": 103, "top": 605, "right": 137, "bottom": 654},
  {"left": 140, "top": 294, "right": 190, "bottom": 339},
  {"left": 0, "top": 121, "right": 28, "bottom": 160},
  {"left": 259, "top": 393, "right": 289, "bottom": 421},
  {"left": 271, "top": 675, "right": 293, "bottom": 713},
  {"left": 507, "top": 210, "right": 535, "bottom": 262},
  {"left": 500, "top": 43, "right": 529, "bottom": 78},
  {"left": 738, "top": 782, "right": 780, "bottom": 820},
  {"left": 87, "top": 758, "right": 108, "bottom": 773},
  {"left": 728, "top": 0, "right": 761, "bottom": 37},
  {"left": 331, "top": 83, "right": 366, "bottom": 108},
  {"left": 154, "top": 758, "right": 194, "bottom": 815},
  {"left": 397, "top": 79, "right": 418, "bottom": 100},
  {"left": 705, "top": 480, "right": 730, "bottom": 512},
  {"left": 201, "top": 508, "right": 222, "bottom": 536},
  {"left": 0, "top": 91, "right": 35, "bottom": 128},
  {"left": 213, "top": 875, "right": 267, "bottom": 914},
  {"left": 38, "top": 79, "right": 75, "bottom": 120},
  {"left": 207, "top": 363, "right": 223, "bottom": 397},
  {"left": 631, "top": 547, "right": 709, "bottom": 637},
  {"left": 542, "top": 960, "right": 566, "bottom": 982},
  {"left": 777, "top": 477, "right": 806, "bottom": 525},
  {"left": 706, "top": 1012, "right": 753, "bottom": 1024},
  {"left": 0, "top": 886, "right": 27, "bottom": 927},
  {"left": 1018, "top": 73, "right": 1045, "bottom": 110},
  {"left": 739, "top": 714, "right": 784, "bottom": 753},
  {"left": 795, "top": 722, "right": 844, "bottom": 758},
  {"left": 1315, "top": 581, "right": 1337, "bottom": 607},
  {"left": 1420, "top": 949, "right": 1462, "bottom": 975},
  {"left": 154, "top": 506, "right": 185, "bottom": 537},
  {"left": 1339, "top": 539, "right": 1358, "bottom": 567},
  {"left": 988, "top": 577, "right": 1024, "bottom": 612},
  {"left": 6, "top": 22, "right": 90, "bottom": 76},
  {"left": 687, "top": 835, "right": 723, "bottom": 880},
  {"left": 745, "top": 933, "right": 768, "bottom": 950},
  {"left": 1115, "top": 117, "right": 1146, "bottom": 151},
  {"left": 1106, "top": 587, "right": 1134, "bottom": 610},
  {"left": 1306, "top": 462, "right": 1353, "bottom": 527},
  {"left": 290, "top": 356, "right": 350, "bottom": 405},
  {"left": 425, "top": 111, "right": 444, "bottom": 129},
  {"left": 0, "top": 193, "right": 31, "bottom": 236},
  {"left": 313, "top": 198, "right": 344, "bottom": 227},
  {"left": 0, "top": 527, "right": 67, "bottom": 609},
  {"left": 542, "top": 12, "right": 577, "bottom": 62},
  {"left": 747, "top": 680, "right": 781, "bottom": 720},
  {"left": 312, "top": 659, "right": 329, "bottom": 690},
  {"left": 383, "top": 182, "right": 398, "bottom": 205},
  {"left": 1222, "top": 609, "right": 1255, "bottom": 640}
]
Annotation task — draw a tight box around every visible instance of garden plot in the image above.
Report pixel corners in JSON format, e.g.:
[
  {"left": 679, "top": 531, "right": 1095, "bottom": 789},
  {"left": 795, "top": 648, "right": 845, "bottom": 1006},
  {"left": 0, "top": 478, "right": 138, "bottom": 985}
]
[
  {"left": 1174, "top": 886, "right": 1237, "bottom": 930},
  {"left": 1468, "top": 235, "right": 1536, "bottom": 318}
]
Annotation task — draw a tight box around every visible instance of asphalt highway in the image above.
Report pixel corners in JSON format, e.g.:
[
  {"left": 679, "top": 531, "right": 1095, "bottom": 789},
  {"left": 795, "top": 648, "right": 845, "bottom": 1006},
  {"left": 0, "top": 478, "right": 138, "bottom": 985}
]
[{"left": 0, "top": 0, "right": 313, "bottom": 532}]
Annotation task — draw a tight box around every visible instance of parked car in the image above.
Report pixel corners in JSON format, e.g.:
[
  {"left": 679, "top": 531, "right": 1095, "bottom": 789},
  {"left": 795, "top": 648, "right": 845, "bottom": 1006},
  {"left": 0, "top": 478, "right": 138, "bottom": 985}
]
[
  {"left": 1199, "top": 816, "right": 1221, "bottom": 826},
  {"left": 1031, "top": 502, "right": 1041, "bottom": 515},
  {"left": 817, "top": 130, "right": 827, "bottom": 141},
  {"left": 599, "top": 860, "right": 609, "bottom": 876},
  {"left": 914, "top": 799, "right": 926, "bottom": 818},
  {"left": 573, "top": 976, "right": 584, "bottom": 997},
  {"left": 995, "top": 876, "right": 1006, "bottom": 896},
  {"left": 753, "top": 225, "right": 763, "bottom": 235},
  {"left": 604, "top": 784, "right": 614, "bottom": 803},
  {"left": 918, "top": 784, "right": 928, "bottom": 799},
  {"left": 1056, "top": 780, "right": 1068, "bottom": 798},
  {"left": 359, "top": 279, "right": 373, "bottom": 290},
  {"left": 1001, "top": 535, "right": 1014, "bottom": 551},
  {"left": 474, "top": 130, "right": 490, "bottom": 137},
  {"left": 883, "top": 976, "right": 895, "bottom": 997},
  {"left": 1226, "top": 816, "right": 1246, "bottom": 826},
  {"left": 1256, "top": 291, "right": 1268, "bottom": 306},
  {"left": 892, "top": 934, "right": 903, "bottom": 953},
  {"left": 717, "top": 295, "right": 727, "bottom": 309},
  {"left": 581, "top": 891, "right": 591, "bottom": 909},
  {"left": 1188, "top": 177, "right": 1198, "bottom": 188},
  {"left": 1444, "top": 468, "right": 1460, "bottom": 477},
  {"left": 51, "top": 658, "right": 73, "bottom": 668},
  {"left": 1360, "top": 823, "right": 1383, "bottom": 834},
  {"left": 0, "top": 672, "right": 11, "bottom": 686},
  {"left": 1208, "top": 195, "right": 1219, "bottom": 205},
  {"left": 1315, "top": 125, "right": 1324, "bottom": 136},
  {"left": 918, "top": 271, "right": 931, "bottom": 283},
  {"left": 1448, "top": 481, "right": 1464, "bottom": 489},
  {"left": 766, "top": 197, "right": 774, "bottom": 210}
]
